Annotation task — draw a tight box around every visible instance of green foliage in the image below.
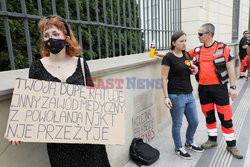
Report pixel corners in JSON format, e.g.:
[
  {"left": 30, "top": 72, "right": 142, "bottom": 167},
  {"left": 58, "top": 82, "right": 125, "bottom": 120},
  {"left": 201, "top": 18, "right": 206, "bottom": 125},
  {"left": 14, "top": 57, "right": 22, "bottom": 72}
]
[{"left": 0, "top": 0, "right": 144, "bottom": 71}]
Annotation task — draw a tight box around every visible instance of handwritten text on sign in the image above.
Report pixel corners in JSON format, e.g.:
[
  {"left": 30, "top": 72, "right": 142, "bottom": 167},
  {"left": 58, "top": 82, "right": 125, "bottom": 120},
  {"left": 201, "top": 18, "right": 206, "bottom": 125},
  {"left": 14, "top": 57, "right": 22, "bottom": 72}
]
[
  {"left": 5, "top": 78, "right": 125, "bottom": 144},
  {"left": 132, "top": 105, "right": 157, "bottom": 143}
]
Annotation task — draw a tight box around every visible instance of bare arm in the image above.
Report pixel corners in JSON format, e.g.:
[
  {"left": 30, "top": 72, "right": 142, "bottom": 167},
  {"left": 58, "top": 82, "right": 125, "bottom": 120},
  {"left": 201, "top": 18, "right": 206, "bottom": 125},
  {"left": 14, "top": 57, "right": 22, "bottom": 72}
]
[
  {"left": 242, "top": 44, "right": 248, "bottom": 49},
  {"left": 161, "top": 65, "right": 172, "bottom": 108},
  {"left": 155, "top": 51, "right": 165, "bottom": 57},
  {"left": 226, "top": 60, "right": 237, "bottom": 100},
  {"left": 247, "top": 46, "right": 250, "bottom": 55}
]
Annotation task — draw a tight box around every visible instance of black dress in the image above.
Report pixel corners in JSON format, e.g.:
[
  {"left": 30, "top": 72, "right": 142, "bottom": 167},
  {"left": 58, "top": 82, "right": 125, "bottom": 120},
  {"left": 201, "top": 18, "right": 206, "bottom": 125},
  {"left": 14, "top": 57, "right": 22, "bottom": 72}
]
[{"left": 29, "top": 57, "right": 110, "bottom": 167}]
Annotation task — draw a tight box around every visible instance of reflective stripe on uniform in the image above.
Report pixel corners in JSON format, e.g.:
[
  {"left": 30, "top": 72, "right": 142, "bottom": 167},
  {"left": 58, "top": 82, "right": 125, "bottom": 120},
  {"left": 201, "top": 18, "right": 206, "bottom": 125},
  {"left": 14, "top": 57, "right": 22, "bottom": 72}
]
[
  {"left": 207, "top": 128, "right": 218, "bottom": 136},
  {"left": 221, "top": 71, "right": 228, "bottom": 77},
  {"left": 221, "top": 79, "right": 228, "bottom": 84},
  {"left": 223, "top": 132, "right": 235, "bottom": 141},
  {"left": 214, "top": 56, "right": 225, "bottom": 63},
  {"left": 195, "top": 54, "right": 199, "bottom": 60},
  {"left": 213, "top": 50, "right": 223, "bottom": 57}
]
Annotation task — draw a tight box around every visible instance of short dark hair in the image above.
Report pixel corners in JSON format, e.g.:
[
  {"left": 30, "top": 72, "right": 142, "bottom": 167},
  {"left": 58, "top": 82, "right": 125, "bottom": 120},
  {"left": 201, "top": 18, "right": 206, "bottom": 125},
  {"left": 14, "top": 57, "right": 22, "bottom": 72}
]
[
  {"left": 170, "top": 31, "right": 186, "bottom": 50},
  {"left": 243, "top": 30, "right": 250, "bottom": 35},
  {"left": 201, "top": 23, "right": 215, "bottom": 37}
]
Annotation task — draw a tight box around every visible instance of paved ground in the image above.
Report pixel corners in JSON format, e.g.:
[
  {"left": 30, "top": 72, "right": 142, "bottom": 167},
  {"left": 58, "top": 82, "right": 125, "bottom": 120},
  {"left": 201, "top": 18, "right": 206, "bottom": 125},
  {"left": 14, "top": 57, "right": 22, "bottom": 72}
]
[{"left": 124, "top": 78, "right": 250, "bottom": 167}]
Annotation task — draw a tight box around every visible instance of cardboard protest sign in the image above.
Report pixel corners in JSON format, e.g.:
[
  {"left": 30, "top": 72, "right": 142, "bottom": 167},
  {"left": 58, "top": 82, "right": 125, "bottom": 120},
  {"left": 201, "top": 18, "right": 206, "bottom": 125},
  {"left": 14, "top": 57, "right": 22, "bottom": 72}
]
[
  {"left": 5, "top": 78, "right": 125, "bottom": 145},
  {"left": 132, "top": 105, "right": 157, "bottom": 143}
]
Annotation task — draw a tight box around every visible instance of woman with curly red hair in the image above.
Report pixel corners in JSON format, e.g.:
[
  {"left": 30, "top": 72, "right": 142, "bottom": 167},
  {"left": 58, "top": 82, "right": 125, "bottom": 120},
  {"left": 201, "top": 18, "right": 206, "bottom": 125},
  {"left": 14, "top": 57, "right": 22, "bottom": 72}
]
[{"left": 8, "top": 15, "right": 110, "bottom": 167}]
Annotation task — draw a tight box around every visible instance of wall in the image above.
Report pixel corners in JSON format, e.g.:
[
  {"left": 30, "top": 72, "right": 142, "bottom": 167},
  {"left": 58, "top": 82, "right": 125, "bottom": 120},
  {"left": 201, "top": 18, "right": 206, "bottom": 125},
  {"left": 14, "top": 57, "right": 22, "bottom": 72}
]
[
  {"left": 239, "top": 0, "right": 250, "bottom": 35},
  {"left": 182, "top": 0, "right": 250, "bottom": 49},
  {"left": 0, "top": 52, "right": 169, "bottom": 167},
  {"left": 181, "top": 0, "right": 249, "bottom": 77}
]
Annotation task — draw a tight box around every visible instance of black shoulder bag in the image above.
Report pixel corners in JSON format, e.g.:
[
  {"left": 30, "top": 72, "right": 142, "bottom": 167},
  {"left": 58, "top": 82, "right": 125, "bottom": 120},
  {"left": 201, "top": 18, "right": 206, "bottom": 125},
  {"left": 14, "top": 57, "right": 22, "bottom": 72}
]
[{"left": 130, "top": 138, "right": 160, "bottom": 167}]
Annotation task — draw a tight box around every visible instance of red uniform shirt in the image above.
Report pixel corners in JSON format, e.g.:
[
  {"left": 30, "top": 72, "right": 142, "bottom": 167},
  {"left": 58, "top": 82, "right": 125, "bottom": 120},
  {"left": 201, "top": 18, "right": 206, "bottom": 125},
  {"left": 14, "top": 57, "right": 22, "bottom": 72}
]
[{"left": 189, "top": 41, "right": 232, "bottom": 85}]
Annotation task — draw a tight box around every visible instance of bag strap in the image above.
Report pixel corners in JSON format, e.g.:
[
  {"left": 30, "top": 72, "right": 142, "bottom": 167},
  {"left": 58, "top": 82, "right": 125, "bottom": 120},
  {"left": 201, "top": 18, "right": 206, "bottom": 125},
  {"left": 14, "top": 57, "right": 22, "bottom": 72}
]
[
  {"left": 80, "top": 56, "right": 87, "bottom": 86},
  {"left": 182, "top": 50, "right": 192, "bottom": 60}
]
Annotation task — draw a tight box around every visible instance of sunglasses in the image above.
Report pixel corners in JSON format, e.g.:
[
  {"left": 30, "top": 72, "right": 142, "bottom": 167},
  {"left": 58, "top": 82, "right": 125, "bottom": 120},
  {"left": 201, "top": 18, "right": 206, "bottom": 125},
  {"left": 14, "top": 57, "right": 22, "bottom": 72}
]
[{"left": 198, "top": 32, "right": 209, "bottom": 37}]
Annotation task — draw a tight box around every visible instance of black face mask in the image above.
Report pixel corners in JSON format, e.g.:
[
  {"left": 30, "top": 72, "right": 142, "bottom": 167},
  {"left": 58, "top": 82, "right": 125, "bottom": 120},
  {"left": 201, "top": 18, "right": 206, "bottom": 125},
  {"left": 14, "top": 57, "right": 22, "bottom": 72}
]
[{"left": 45, "top": 38, "right": 67, "bottom": 54}]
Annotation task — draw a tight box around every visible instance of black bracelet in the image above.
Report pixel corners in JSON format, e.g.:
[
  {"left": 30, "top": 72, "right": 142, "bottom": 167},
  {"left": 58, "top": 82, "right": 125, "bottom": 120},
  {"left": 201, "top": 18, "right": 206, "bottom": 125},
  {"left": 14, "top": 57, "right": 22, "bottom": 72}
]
[{"left": 165, "top": 97, "right": 169, "bottom": 98}]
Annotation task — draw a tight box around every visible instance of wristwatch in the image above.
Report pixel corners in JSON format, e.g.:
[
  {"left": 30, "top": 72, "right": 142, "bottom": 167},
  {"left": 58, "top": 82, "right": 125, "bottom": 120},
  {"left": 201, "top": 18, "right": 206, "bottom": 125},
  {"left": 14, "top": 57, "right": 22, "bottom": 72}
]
[{"left": 230, "top": 85, "right": 237, "bottom": 90}]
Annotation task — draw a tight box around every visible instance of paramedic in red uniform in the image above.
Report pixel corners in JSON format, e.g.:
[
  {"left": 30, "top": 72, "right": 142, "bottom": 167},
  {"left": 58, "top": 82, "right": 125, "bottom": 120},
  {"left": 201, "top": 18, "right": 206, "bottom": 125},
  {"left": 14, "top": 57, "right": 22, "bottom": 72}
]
[
  {"left": 239, "top": 30, "right": 250, "bottom": 78},
  {"left": 188, "top": 23, "right": 243, "bottom": 159}
]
